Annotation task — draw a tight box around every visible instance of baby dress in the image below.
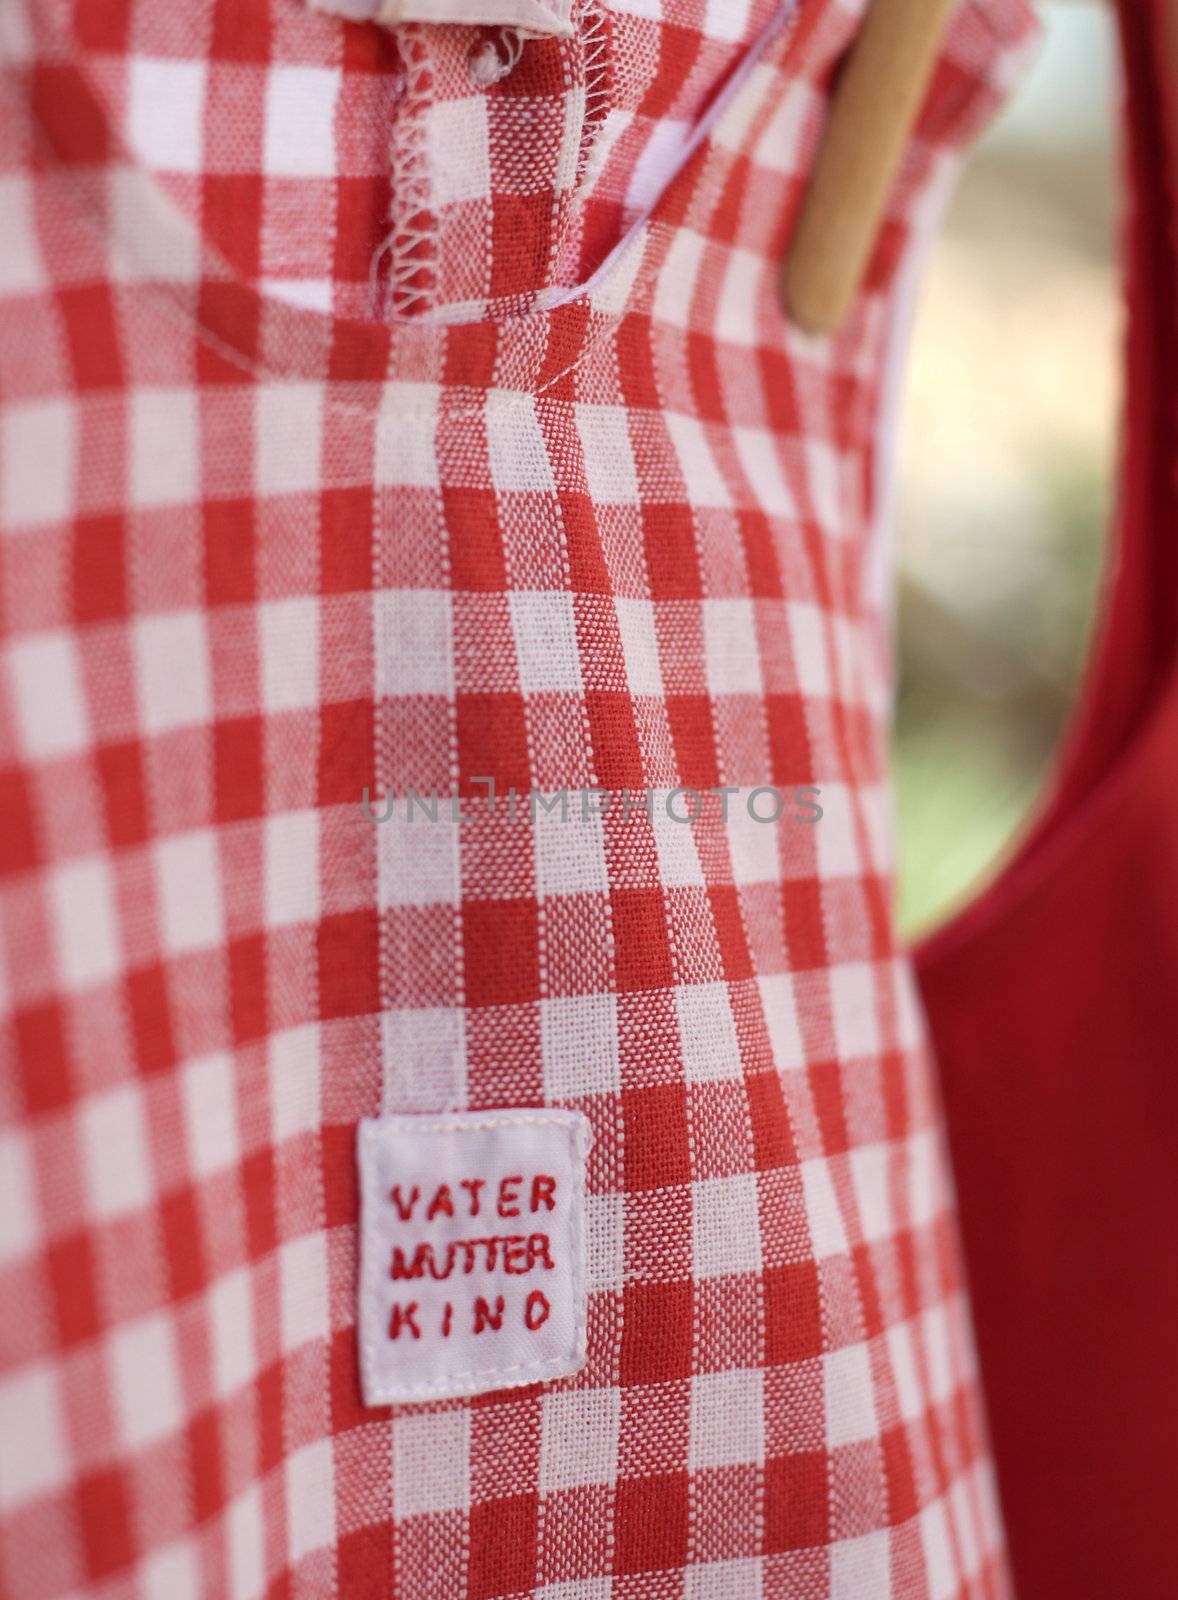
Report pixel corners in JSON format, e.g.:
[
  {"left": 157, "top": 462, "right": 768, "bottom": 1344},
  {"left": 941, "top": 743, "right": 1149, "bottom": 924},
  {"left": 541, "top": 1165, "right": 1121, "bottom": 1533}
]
[{"left": 0, "top": 0, "right": 1036, "bottom": 1594}]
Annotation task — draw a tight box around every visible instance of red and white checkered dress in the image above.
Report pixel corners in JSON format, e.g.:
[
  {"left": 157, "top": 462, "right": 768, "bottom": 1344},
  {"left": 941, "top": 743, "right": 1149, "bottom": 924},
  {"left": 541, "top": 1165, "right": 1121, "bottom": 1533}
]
[{"left": 0, "top": 0, "right": 1037, "bottom": 1594}]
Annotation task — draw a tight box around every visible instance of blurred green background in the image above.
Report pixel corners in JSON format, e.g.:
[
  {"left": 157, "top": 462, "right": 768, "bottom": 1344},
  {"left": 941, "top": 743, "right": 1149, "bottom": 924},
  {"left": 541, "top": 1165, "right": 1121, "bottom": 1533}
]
[{"left": 893, "top": 0, "right": 1118, "bottom": 937}]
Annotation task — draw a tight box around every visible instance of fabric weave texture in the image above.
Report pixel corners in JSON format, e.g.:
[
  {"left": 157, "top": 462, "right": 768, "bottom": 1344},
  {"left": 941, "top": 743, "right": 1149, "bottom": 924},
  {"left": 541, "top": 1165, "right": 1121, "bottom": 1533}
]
[{"left": 0, "top": 0, "right": 1036, "bottom": 1594}]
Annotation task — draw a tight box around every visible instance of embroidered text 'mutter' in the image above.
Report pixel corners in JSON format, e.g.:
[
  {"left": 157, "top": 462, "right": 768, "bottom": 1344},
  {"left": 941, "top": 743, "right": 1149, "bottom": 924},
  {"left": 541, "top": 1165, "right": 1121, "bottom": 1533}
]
[{"left": 391, "top": 1232, "right": 556, "bottom": 1278}]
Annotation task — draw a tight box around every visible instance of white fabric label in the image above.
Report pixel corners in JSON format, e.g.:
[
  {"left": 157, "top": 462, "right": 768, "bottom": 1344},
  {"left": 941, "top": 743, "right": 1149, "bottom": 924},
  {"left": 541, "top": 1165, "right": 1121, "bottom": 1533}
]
[{"left": 356, "top": 1108, "right": 591, "bottom": 1405}]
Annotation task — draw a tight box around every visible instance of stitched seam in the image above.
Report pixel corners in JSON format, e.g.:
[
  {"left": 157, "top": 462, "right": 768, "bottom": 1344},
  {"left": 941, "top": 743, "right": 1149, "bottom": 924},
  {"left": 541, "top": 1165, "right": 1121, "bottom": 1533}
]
[
  {"left": 381, "top": 24, "right": 440, "bottom": 319},
  {"left": 528, "top": 0, "right": 611, "bottom": 305},
  {"left": 368, "top": 1110, "right": 585, "bottom": 1133},
  {"left": 574, "top": 0, "right": 610, "bottom": 182}
]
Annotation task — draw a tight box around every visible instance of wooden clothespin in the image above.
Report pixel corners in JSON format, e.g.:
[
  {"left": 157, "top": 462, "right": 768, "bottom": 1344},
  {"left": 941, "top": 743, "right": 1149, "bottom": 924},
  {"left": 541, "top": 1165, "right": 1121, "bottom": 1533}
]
[{"left": 782, "top": 0, "right": 956, "bottom": 334}]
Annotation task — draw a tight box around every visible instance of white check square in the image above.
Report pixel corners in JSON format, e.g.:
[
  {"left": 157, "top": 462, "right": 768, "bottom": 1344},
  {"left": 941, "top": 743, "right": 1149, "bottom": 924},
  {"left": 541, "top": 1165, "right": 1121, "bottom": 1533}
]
[
  {"left": 209, "top": 1267, "right": 257, "bottom": 1401},
  {"left": 540, "top": 1388, "right": 620, "bottom": 1491},
  {"left": 131, "top": 389, "right": 198, "bottom": 508},
  {"left": 541, "top": 992, "right": 620, "bottom": 1100},
  {"left": 264, "top": 809, "right": 320, "bottom": 928},
  {"left": 704, "top": 598, "right": 762, "bottom": 694},
  {"left": 128, "top": 59, "right": 206, "bottom": 175},
  {"left": 392, "top": 1409, "right": 472, "bottom": 1518},
  {"left": 510, "top": 590, "right": 582, "bottom": 694},
  {"left": 614, "top": 598, "right": 664, "bottom": 697},
  {"left": 677, "top": 981, "right": 742, "bottom": 1084},
  {"left": 534, "top": 802, "right": 609, "bottom": 899},
  {"left": 0, "top": 1365, "right": 68, "bottom": 1511},
  {"left": 285, "top": 1439, "right": 336, "bottom": 1564},
  {"left": 109, "top": 1311, "right": 183, "bottom": 1450},
  {"left": 374, "top": 588, "right": 454, "bottom": 698},
  {"left": 81, "top": 1083, "right": 152, "bottom": 1222},
  {"left": 279, "top": 1232, "right": 330, "bottom": 1354},
  {"left": 692, "top": 1173, "right": 761, "bottom": 1278},
  {"left": 1, "top": 401, "right": 76, "bottom": 527},
  {"left": 156, "top": 829, "right": 224, "bottom": 955},
  {"left": 51, "top": 855, "right": 120, "bottom": 992},
  {"left": 264, "top": 67, "right": 341, "bottom": 177},
  {"left": 268, "top": 1024, "right": 322, "bottom": 1145},
  {"left": 689, "top": 1368, "right": 763, "bottom": 1469},
  {"left": 427, "top": 97, "right": 491, "bottom": 208},
  {"left": 181, "top": 1051, "right": 240, "bottom": 1179},
  {"left": 823, "top": 1340, "right": 877, "bottom": 1447},
  {"left": 256, "top": 387, "right": 324, "bottom": 498},
  {"left": 133, "top": 610, "right": 212, "bottom": 734},
  {"left": 8, "top": 630, "right": 88, "bottom": 760},
  {"left": 575, "top": 405, "right": 640, "bottom": 504}
]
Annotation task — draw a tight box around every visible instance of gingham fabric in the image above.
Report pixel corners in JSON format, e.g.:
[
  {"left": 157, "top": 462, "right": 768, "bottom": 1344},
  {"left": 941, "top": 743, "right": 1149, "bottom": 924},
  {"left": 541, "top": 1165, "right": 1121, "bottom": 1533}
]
[{"left": 0, "top": 0, "right": 1037, "bottom": 1595}]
